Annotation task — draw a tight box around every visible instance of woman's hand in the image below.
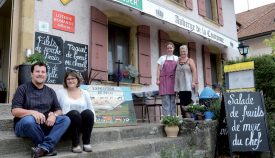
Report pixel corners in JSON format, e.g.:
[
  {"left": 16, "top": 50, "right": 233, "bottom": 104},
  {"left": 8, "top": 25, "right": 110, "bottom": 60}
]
[
  {"left": 156, "top": 79, "right": 160, "bottom": 85},
  {"left": 192, "top": 82, "right": 196, "bottom": 89}
]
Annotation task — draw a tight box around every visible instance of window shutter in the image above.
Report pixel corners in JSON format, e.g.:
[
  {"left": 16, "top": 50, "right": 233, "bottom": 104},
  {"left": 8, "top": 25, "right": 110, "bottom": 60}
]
[
  {"left": 137, "top": 25, "right": 151, "bottom": 85},
  {"left": 90, "top": 6, "right": 108, "bottom": 81},
  {"left": 198, "top": 0, "right": 206, "bottom": 17},
  {"left": 217, "top": 0, "right": 224, "bottom": 25},
  {"left": 188, "top": 42, "right": 198, "bottom": 83},
  {"left": 202, "top": 45, "right": 212, "bottom": 86},
  {"left": 158, "top": 30, "right": 170, "bottom": 57},
  {"left": 185, "top": 0, "right": 193, "bottom": 10}
]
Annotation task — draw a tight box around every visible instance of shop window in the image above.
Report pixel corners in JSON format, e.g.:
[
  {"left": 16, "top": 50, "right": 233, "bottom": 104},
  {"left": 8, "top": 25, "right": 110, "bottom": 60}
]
[{"left": 108, "top": 23, "right": 130, "bottom": 80}]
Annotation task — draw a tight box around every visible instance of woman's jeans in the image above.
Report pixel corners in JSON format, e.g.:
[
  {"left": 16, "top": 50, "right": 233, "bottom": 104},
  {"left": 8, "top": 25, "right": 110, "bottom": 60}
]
[
  {"left": 66, "top": 109, "right": 94, "bottom": 147},
  {"left": 161, "top": 94, "right": 176, "bottom": 116},
  {"left": 15, "top": 115, "right": 70, "bottom": 152}
]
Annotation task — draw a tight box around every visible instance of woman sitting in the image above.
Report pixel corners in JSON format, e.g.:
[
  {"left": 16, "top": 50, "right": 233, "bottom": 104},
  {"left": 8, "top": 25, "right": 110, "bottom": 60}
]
[{"left": 57, "top": 71, "right": 95, "bottom": 153}]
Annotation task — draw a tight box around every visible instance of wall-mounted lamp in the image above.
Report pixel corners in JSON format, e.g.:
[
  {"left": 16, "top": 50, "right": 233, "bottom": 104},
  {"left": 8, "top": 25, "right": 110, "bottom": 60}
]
[
  {"left": 25, "top": 49, "right": 32, "bottom": 57},
  {"left": 238, "top": 42, "right": 249, "bottom": 60}
]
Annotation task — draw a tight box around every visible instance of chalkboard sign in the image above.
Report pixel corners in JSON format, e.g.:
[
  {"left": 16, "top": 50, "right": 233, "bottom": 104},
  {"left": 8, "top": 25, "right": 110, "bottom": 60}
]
[
  {"left": 34, "top": 32, "right": 64, "bottom": 84},
  {"left": 215, "top": 96, "right": 230, "bottom": 157},
  {"left": 224, "top": 92, "right": 270, "bottom": 152},
  {"left": 64, "top": 41, "right": 88, "bottom": 82}
]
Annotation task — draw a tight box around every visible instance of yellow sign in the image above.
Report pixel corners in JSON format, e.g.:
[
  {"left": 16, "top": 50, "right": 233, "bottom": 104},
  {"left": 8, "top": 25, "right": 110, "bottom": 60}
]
[
  {"left": 224, "top": 61, "right": 254, "bottom": 73},
  {"left": 226, "top": 88, "right": 255, "bottom": 92},
  {"left": 60, "top": 0, "right": 72, "bottom": 5}
]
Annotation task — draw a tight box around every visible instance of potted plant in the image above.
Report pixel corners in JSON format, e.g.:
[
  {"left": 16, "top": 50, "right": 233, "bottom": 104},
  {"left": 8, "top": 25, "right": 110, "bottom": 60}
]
[
  {"left": 185, "top": 105, "right": 196, "bottom": 118},
  {"left": 193, "top": 104, "right": 206, "bottom": 120},
  {"left": 161, "top": 115, "right": 181, "bottom": 137},
  {"left": 121, "top": 64, "right": 139, "bottom": 83},
  {"left": 206, "top": 100, "right": 221, "bottom": 120},
  {"left": 25, "top": 52, "right": 46, "bottom": 64},
  {"left": 18, "top": 52, "right": 46, "bottom": 85}
]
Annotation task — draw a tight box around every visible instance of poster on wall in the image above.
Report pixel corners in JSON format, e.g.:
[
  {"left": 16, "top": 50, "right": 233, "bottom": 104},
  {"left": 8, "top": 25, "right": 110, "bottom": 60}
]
[
  {"left": 34, "top": 32, "right": 64, "bottom": 84},
  {"left": 52, "top": 10, "right": 75, "bottom": 33},
  {"left": 81, "top": 85, "right": 137, "bottom": 127},
  {"left": 64, "top": 41, "right": 88, "bottom": 82}
]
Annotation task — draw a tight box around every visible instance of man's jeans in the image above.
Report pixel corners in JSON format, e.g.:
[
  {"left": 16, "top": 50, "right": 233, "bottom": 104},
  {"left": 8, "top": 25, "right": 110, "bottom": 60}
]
[{"left": 15, "top": 115, "right": 70, "bottom": 152}]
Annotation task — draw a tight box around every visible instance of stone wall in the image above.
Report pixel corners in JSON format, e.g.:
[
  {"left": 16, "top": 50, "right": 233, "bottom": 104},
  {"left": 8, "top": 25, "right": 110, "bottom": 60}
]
[{"left": 180, "top": 119, "right": 218, "bottom": 157}]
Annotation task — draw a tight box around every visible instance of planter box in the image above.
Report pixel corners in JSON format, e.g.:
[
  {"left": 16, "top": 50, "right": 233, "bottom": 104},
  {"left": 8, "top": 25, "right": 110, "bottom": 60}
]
[
  {"left": 121, "top": 78, "right": 134, "bottom": 83},
  {"left": 0, "top": 91, "right": 6, "bottom": 103}
]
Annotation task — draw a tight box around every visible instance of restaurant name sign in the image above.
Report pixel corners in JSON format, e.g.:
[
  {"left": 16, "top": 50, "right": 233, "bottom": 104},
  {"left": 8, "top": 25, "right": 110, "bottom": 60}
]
[
  {"left": 113, "top": 0, "right": 142, "bottom": 11},
  {"left": 112, "top": 0, "right": 238, "bottom": 49}
]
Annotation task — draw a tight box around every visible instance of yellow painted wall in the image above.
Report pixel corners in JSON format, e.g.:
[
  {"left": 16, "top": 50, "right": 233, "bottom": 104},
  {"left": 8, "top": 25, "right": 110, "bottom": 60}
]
[{"left": 8, "top": 0, "right": 35, "bottom": 102}]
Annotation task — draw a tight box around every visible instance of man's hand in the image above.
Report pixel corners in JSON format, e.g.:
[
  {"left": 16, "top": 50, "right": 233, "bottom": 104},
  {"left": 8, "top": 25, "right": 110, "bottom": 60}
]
[
  {"left": 45, "top": 112, "right": 56, "bottom": 127},
  {"left": 31, "top": 111, "right": 46, "bottom": 124}
]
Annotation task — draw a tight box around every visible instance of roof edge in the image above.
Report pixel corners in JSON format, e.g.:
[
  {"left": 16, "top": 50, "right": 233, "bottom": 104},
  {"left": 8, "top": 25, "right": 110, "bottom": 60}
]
[{"left": 238, "top": 31, "right": 274, "bottom": 41}]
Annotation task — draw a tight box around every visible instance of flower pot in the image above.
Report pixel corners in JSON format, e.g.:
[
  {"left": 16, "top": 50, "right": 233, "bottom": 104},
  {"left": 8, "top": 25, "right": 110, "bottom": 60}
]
[
  {"left": 185, "top": 112, "right": 192, "bottom": 118},
  {"left": 204, "top": 111, "right": 214, "bottom": 121},
  {"left": 164, "top": 126, "right": 179, "bottom": 137},
  {"left": 0, "top": 91, "right": 7, "bottom": 103},
  {"left": 18, "top": 64, "right": 32, "bottom": 85},
  {"left": 196, "top": 112, "right": 204, "bottom": 120}
]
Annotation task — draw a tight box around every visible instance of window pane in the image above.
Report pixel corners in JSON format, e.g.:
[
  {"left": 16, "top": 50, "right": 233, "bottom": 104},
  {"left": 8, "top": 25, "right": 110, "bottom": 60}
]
[
  {"left": 108, "top": 23, "right": 129, "bottom": 80},
  {"left": 205, "top": 0, "right": 213, "bottom": 19},
  {"left": 210, "top": 54, "right": 218, "bottom": 84}
]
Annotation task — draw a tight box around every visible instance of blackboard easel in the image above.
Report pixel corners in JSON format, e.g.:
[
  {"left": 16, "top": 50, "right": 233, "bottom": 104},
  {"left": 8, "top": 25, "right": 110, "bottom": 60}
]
[{"left": 217, "top": 92, "right": 273, "bottom": 158}]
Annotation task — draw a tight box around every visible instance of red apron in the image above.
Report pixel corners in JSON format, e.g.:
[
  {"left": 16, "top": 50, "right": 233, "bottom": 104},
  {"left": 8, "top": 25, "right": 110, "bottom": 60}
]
[{"left": 159, "top": 57, "right": 177, "bottom": 95}]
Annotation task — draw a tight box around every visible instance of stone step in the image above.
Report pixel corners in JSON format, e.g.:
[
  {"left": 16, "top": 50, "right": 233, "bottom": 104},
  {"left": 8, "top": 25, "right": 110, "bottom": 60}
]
[
  {"left": 0, "top": 104, "right": 16, "bottom": 131},
  {"left": 0, "top": 123, "right": 166, "bottom": 155},
  {"left": 0, "top": 105, "right": 216, "bottom": 158},
  {"left": 0, "top": 136, "right": 191, "bottom": 158}
]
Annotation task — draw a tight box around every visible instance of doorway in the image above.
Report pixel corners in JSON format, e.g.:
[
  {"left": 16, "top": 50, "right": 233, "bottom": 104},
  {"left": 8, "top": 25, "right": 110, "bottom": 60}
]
[
  {"left": 210, "top": 53, "right": 218, "bottom": 85},
  {"left": 0, "top": 0, "right": 12, "bottom": 103}
]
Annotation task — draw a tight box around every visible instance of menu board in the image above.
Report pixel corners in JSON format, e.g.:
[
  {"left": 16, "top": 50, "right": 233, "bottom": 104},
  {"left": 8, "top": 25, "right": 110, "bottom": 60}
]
[
  {"left": 81, "top": 85, "right": 137, "bottom": 127},
  {"left": 34, "top": 32, "right": 89, "bottom": 84},
  {"left": 34, "top": 32, "right": 64, "bottom": 84},
  {"left": 215, "top": 96, "right": 230, "bottom": 156},
  {"left": 224, "top": 92, "right": 270, "bottom": 152},
  {"left": 64, "top": 41, "right": 88, "bottom": 82}
]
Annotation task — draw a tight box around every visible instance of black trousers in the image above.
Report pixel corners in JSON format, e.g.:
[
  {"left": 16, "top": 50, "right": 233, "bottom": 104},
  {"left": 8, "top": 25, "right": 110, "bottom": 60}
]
[
  {"left": 65, "top": 109, "right": 94, "bottom": 147},
  {"left": 178, "top": 91, "right": 192, "bottom": 117}
]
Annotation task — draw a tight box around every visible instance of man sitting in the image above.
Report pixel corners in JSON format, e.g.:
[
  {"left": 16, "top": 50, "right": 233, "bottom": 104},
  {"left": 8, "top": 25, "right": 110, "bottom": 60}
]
[{"left": 11, "top": 62, "right": 71, "bottom": 158}]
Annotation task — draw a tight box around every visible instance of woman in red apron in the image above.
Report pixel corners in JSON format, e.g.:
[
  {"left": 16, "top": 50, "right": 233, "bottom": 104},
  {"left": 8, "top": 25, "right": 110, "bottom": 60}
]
[{"left": 157, "top": 42, "right": 178, "bottom": 116}]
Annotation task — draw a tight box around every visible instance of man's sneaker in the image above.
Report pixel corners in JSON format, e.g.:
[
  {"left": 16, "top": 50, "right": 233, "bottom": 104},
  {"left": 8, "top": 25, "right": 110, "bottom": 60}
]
[
  {"left": 31, "top": 147, "right": 57, "bottom": 158},
  {"left": 83, "top": 144, "right": 93, "bottom": 152},
  {"left": 46, "top": 149, "right": 57, "bottom": 156},
  {"left": 31, "top": 147, "right": 46, "bottom": 158}
]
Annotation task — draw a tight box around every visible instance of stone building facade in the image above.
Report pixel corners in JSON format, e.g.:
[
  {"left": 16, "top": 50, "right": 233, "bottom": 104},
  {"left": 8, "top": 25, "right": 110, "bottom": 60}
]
[{"left": 0, "top": 0, "right": 239, "bottom": 102}]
